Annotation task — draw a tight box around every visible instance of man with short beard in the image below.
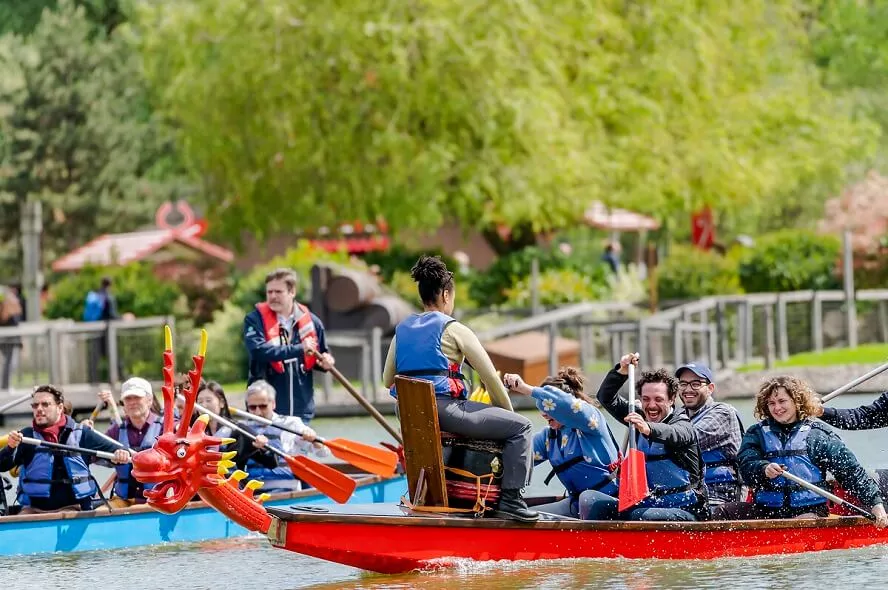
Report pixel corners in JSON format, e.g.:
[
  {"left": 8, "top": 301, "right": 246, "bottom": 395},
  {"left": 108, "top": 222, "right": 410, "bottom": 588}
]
[
  {"left": 675, "top": 363, "right": 744, "bottom": 506},
  {"left": 594, "top": 353, "right": 708, "bottom": 521},
  {"left": 0, "top": 385, "right": 130, "bottom": 514}
]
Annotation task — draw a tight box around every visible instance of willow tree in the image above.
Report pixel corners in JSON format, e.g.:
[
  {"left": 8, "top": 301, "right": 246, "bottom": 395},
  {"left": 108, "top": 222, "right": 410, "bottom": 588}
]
[{"left": 132, "top": 0, "right": 877, "bottom": 249}]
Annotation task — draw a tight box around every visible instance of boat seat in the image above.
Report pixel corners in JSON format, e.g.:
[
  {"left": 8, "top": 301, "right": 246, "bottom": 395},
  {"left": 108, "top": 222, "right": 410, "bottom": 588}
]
[{"left": 440, "top": 432, "right": 504, "bottom": 455}]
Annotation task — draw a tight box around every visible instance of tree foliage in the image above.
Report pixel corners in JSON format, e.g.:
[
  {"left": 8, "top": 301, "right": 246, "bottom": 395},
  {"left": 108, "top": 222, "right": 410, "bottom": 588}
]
[
  {"left": 0, "top": 0, "right": 128, "bottom": 36},
  {"left": 0, "top": 0, "right": 184, "bottom": 276},
  {"left": 132, "top": 0, "right": 877, "bottom": 246}
]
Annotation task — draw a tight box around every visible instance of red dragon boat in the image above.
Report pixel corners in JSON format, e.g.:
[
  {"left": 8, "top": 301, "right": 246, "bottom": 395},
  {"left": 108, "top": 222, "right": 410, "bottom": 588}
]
[
  {"left": 132, "top": 330, "right": 888, "bottom": 575},
  {"left": 264, "top": 502, "right": 888, "bottom": 574}
]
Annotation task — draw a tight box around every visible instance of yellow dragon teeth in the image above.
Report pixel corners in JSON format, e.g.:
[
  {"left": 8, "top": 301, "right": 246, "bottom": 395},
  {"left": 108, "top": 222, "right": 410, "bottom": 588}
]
[
  {"left": 246, "top": 480, "right": 263, "bottom": 491},
  {"left": 220, "top": 438, "right": 236, "bottom": 446},
  {"left": 196, "top": 414, "right": 210, "bottom": 424},
  {"left": 216, "top": 459, "right": 236, "bottom": 471},
  {"left": 221, "top": 450, "right": 237, "bottom": 460},
  {"left": 257, "top": 493, "right": 270, "bottom": 503},
  {"left": 230, "top": 469, "right": 248, "bottom": 482}
]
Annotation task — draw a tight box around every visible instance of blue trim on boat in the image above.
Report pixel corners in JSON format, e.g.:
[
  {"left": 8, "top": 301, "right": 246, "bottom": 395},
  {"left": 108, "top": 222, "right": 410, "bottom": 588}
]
[{"left": 0, "top": 474, "right": 406, "bottom": 556}]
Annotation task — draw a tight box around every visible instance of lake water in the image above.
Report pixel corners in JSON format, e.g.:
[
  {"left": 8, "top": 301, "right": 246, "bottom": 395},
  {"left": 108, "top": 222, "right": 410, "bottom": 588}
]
[{"left": 3, "top": 393, "right": 888, "bottom": 589}]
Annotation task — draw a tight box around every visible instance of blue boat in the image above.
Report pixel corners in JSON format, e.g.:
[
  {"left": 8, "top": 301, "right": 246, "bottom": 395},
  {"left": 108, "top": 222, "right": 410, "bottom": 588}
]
[{"left": 0, "top": 470, "right": 406, "bottom": 556}]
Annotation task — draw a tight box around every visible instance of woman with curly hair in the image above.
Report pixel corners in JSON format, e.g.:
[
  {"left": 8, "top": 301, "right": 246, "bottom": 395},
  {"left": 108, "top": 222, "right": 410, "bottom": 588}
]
[
  {"left": 724, "top": 376, "right": 888, "bottom": 524},
  {"left": 383, "top": 255, "right": 537, "bottom": 522},
  {"left": 504, "top": 367, "right": 620, "bottom": 519}
]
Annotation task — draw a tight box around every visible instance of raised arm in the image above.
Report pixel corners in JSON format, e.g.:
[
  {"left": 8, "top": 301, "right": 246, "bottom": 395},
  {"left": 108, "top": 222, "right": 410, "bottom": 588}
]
[
  {"left": 596, "top": 366, "right": 632, "bottom": 422},
  {"left": 531, "top": 385, "right": 607, "bottom": 433},
  {"left": 819, "top": 392, "right": 888, "bottom": 431}
]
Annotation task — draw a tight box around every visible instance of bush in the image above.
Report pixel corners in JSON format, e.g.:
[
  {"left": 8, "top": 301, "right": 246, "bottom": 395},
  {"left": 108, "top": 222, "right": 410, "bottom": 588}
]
[
  {"left": 362, "top": 245, "right": 461, "bottom": 284},
  {"left": 200, "top": 301, "right": 249, "bottom": 384},
  {"left": 504, "top": 268, "right": 610, "bottom": 307},
  {"left": 738, "top": 230, "right": 841, "bottom": 293},
  {"left": 657, "top": 245, "right": 742, "bottom": 301},
  {"left": 469, "top": 245, "right": 610, "bottom": 308},
  {"left": 230, "top": 240, "right": 359, "bottom": 311},
  {"left": 45, "top": 263, "right": 186, "bottom": 320}
]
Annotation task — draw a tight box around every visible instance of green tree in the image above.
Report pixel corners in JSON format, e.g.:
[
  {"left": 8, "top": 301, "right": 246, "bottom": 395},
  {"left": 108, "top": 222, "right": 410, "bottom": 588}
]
[
  {"left": 0, "top": 0, "right": 128, "bottom": 35},
  {"left": 133, "top": 0, "right": 876, "bottom": 250},
  {"left": 0, "top": 0, "right": 184, "bottom": 277}
]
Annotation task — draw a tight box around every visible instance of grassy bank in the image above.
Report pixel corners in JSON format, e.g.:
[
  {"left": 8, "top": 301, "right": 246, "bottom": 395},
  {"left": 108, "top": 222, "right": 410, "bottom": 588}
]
[{"left": 738, "top": 343, "right": 888, "bottom": 372}]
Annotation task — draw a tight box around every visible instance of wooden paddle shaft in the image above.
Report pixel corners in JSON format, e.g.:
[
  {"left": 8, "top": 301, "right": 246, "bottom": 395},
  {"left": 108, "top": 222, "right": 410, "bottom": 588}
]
[
  {"left": 19, "top": 436, "right": 118, "bottom": 461},
  {"left": 327, "top": 365, "right": 403, "bottom": 445},
  {"left": 0, "top": 393, "right": 32, "bottom": 414},
  {"left": 821, "top": 360, "right": 888, "bottom": 403},
  {"left": 778, "top": 468, "right": 874, "bottom": 520}
]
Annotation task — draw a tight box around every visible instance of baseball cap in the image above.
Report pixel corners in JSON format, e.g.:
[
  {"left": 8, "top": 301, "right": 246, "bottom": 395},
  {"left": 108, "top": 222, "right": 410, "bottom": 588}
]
[
  {"left": 674, "top": 362, "right": 715, "bottom": 383},
  {"left": 121, "top": 377, "right": 153, "bottom": 399}
]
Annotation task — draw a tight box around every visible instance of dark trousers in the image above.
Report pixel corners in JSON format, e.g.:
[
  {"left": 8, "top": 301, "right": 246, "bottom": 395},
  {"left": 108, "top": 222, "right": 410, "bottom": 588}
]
[{"left": 436, "top": 398, "right": 533, "bottom": 490}]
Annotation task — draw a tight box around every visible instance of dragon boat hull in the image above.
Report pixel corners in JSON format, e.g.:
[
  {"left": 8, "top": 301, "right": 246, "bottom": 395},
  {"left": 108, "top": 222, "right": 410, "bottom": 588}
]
[
  {"left": 265, "top": 501, "right": 888, "bottom": 574},
  {"left": 0, "top": 473, "right": 405, "bottom": 557}
]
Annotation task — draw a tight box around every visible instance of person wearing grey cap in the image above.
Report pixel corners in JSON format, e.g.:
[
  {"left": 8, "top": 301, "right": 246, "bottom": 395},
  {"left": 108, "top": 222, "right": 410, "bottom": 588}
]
[{"left": 675, "top": 362, "right": 744, "bottom": 506}]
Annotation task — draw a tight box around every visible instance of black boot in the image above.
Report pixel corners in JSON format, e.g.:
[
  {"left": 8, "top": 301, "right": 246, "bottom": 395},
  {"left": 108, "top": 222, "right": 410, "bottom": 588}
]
[{"left": 494, "top": 489, "right": 539, "bottom": 522}]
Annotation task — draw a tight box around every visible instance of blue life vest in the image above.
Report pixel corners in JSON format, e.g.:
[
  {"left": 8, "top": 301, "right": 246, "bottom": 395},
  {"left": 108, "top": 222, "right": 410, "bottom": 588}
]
[
  {"left": 113, "top": 419, "right": 163, "bottom": 500},
  {"left": 689, "top": 402, "right": 741, "bottom": 488},
  {"left": 83, "top": 290, "right": 106, "bottom": 322},
  {"left": 18, "top": 418, "right": 97, "bottom": 505},
  {"left": 754, "top": 421, "right": 827, "bottom": 509},
  {"left": 635, "top": 435, "right": 698, "bottom": 509},
  {"left": 244, "top": 424, "right": 300, "bottom": 492},
  {"left": 542, "top": 428, "right": 619, "bottom": 497},
  {"left": 390, "top": 312, "right": 467, "bottom": 399}
]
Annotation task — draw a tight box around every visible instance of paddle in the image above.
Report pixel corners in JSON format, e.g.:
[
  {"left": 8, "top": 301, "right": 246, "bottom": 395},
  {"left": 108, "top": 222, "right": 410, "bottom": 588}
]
[
  {"left": 0, "top": 435, "right": 7, "bottom": 449},
  {"left": 821, "top": 359, "right": 888, "bottom": 403},
  {"left": 318, "top": 361, "right": 403, "bottom": 446},
  {"left": 183, "top": 396, "right": 357, "bottom": 504},
  {"left": 18, "top": 436, "right": 120, "bottom": 461},
  {"left": 0, "top": 393, "right": 31, "bottom": 415},
  {"left": 107, "top": 391, "right": 124, "bottom": 426},
  {"left": 229, "top": 407, "right": 398, "bottom": 477},
  {"left": 89, "top": 399, "right": 107, "bottom": 422},
  {"left": 618, "top": 363, "right": 649, "bottom": 512},
  {"left": 777, "top": 467, "right": 876, "bottom": 521}
]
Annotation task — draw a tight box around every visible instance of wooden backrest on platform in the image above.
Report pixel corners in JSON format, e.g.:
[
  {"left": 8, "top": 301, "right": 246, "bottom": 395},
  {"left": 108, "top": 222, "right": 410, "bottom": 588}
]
[{"left": 394, "top": 376, "right": 448, "bottom": 508}]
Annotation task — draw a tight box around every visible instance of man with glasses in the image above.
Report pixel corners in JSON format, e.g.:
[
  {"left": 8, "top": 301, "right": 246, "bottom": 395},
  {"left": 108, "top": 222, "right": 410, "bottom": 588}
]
[
  {"left": 0, "top": 385, "right": 131, "bottom": 514},
  {"left": 233, "top": 380, "right": 330, "bottom": 494},
  {"left": 675, "top": 363, "right": 744, "bottom": 507}
]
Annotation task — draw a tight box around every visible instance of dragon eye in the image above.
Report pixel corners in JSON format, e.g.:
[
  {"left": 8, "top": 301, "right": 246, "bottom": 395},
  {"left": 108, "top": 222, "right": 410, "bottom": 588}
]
[{"left": 175, "top": 446, "right": 187, "bottom": 458}]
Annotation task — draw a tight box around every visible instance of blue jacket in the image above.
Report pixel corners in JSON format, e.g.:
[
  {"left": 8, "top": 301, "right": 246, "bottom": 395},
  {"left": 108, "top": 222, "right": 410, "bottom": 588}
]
[
  {"left": 390, "top": 311, "right": 467, "bottom": 399},
  {"left": 635, "top": 434, "right": 699, "bottom": 509},
  {"left": 243, "top": 307, "right": 328, "bottom": 422},
  {"left": 531, "top": 385, "right": 619, "bottom": 497}
]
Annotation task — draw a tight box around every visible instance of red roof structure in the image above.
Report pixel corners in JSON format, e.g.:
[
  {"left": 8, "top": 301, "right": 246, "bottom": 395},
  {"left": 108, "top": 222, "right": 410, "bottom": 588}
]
[{"left": 52, "top": 204, "right": 235, "bottom": 272}]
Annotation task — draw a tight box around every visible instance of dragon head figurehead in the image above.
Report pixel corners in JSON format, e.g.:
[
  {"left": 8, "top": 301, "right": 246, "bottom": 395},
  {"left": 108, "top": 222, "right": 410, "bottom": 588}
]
[{"left": 132, "top": 327, "right": 272, "bottom": 534}]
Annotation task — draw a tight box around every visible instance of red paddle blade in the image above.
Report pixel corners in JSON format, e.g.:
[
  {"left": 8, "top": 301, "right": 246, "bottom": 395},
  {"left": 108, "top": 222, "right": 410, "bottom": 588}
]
[
  {"left": 284, "top": 455, "right": 357, "bottom": 504},
  {"left": 325, "top": 438, "right": 399, "bottom": 477},
  {"left": 618, "top": 449, "right": 649, "bottom": 512}
]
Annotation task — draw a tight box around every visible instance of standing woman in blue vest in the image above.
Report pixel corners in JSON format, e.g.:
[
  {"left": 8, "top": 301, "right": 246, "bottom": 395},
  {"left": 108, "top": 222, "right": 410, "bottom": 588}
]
[
  {"left": 382, "top": 255, "right": 537, "bottom": 522},
  {"left": 504, "top": 367, "right": 620, "bottom": 519},
  {"left": 730, "top": 376, "right": 888, "bottom": 525}
]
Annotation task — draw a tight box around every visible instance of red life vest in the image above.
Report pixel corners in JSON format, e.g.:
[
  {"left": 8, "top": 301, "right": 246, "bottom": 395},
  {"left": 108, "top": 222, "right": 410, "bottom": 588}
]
[{"left": 255, "top": 302, "right": 318, "bottom": 374}]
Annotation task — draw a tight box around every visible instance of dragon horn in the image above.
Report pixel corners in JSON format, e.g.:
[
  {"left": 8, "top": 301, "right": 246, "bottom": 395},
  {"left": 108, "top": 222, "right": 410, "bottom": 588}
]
[
  {"left": 177, "top": 329, "right": 208, "bottom": 438},
  {"left": 161, "top": 325, "right": 176, "bottom": 434}
]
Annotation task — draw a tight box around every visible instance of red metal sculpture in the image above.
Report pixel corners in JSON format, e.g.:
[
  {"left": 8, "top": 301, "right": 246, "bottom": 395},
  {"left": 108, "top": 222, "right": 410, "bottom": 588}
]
[{"left": 131, "top": 327, "right": 272, "bottom": 534}]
